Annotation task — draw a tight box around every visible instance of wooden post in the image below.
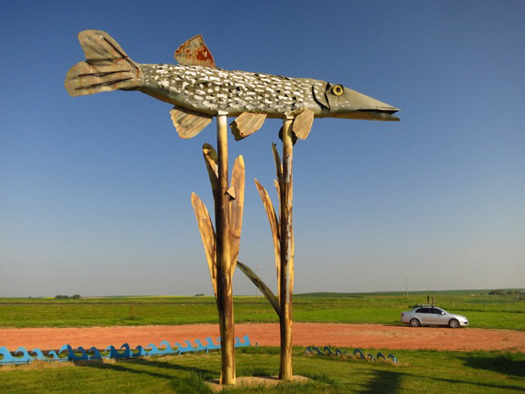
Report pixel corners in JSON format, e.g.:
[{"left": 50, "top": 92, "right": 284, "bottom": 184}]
[
  {"left": 216, "top": 112, "right": 235, "bottom": 385},
  {"left": 279, "top": 116, "right": 294, "bottom": 381}
]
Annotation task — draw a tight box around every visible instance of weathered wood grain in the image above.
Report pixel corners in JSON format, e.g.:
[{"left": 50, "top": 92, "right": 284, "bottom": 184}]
[
  {"left": 279, "top": 117, "right": 294, "bottom": 381},
  {"left": 229, "top": 156, "right": 245, "bottom": 275},
  {"left": 202, "top": 143, "right": 219, "bottom": 201},
  {"left": 254, "top": 179, "right": 281, "bottom": 299},
  {"left": 292, "top": 108, "right": 314, "bottom": 140},
  {"left": 170, "top": 107, "right": 212, "bottom": 138},
  {"left": 215, "top": 114, "right": 236, "bottom": 385},
  {"left": 230, "top": 112, "right": 267, "bottom": 140},
  {"left": 237, "top": 261, "right": 280, "bottom": 316},
  {"left": 190, "top": 193, "right": 217, "bottom": 297},
  {"left": 272, "top": 142, "right": 283, "bottom": 181}
]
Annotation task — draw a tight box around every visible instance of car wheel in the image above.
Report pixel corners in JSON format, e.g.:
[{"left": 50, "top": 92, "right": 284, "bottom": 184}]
[
  {"left": 449, "top": 319, "right": 460, "bottom": 328},
  {"left": 410, "top": 318, "right": 421, "bottom": 327}
]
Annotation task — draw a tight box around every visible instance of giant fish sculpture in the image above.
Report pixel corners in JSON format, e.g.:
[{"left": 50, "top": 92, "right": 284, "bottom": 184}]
[{"left": 65, "top": 30, "right": 399, "bottom": 140}]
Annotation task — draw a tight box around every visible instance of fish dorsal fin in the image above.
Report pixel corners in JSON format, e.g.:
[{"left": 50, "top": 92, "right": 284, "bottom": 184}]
[
  {"left": 230, "top": 112, "right": 267, "bottom": 141},
  {"left": 170, "top": 106, "right": 212, "bottom": 138},
  {"left": 174, "top": 35, "right": 216, "bottom": 67}
]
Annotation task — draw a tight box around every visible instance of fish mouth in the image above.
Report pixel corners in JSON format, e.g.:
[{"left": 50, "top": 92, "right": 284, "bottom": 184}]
[
  {"left": 360, "top": 108, "right": 400, "bottom": 121},
  {"left": 333, "top": 108, "right": 400, "bottom": 121}
]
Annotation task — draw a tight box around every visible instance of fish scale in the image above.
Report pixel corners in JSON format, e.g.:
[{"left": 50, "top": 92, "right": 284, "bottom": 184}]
[{"left": 141, "top": 64, "right": 314, "bottom": 118}]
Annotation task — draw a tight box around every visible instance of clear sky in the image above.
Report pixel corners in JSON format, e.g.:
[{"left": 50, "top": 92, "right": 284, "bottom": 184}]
[{"left": 1, "top": 1, "right": 524, "bottom": 297}]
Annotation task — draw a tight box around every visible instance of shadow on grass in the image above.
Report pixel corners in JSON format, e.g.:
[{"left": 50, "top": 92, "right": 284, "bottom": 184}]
[
  {"left": 75, "top": 357, "right": 215, "bottom": 392},
  {"left": 360, "top": 370, "right": 401, "bottom": 393},
  {"left": 77, "top": 357, "right": 214, "bottom": 376},
  {"left": 357, "top": 370, "right": 525, "bottom": 393},
  {"left": 458, "top": 353, "right": 525, "bottom": 378}
]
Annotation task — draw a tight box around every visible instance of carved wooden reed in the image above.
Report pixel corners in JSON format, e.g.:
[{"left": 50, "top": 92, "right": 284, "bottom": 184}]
[
  {"left": 191, "top": 114, "right": 245, "bottom": 385},
  {"left": 238, "top": 115, "right": 312, "bottom": 381}
]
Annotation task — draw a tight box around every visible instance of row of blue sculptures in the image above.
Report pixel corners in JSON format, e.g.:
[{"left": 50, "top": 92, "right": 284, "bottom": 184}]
[
  {"left": 305, "top": 346, "right": 398, "bottom": 363},
  {"left": 0, "top": 335, "right": 250, "bottom": 365}
]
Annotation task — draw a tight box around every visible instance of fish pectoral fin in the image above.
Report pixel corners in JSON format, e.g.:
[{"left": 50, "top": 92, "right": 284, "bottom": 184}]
[
  {"left": 292, "top": 109, "right": 314, "bottom": 140},
  {"left": 174, "top": 35, "right": 216, "bottom": 67},
  {"left": 230, "top": 112, "right": 267, "bottom": 141},
  {"left": 170, "top": 107, "right": 212, "bottom": 138}
]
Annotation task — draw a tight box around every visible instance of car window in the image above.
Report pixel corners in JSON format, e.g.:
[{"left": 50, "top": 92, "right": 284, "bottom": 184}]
[
  {"left": 431, "top": 308, "right": 442, "bottom": 314},
  {"left": 418, "top": 308, "right": 431, "bottom": 313}
]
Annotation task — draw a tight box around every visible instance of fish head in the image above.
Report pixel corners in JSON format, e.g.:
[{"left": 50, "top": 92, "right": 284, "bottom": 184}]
[{"left": 313, "top": 81, "right": 400, "bottom": 121}]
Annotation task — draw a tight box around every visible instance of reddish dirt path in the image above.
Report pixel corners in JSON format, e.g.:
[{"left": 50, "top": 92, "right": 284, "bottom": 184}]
[{"left": 0, "top": 323, "right": 523, "bottom": 352}]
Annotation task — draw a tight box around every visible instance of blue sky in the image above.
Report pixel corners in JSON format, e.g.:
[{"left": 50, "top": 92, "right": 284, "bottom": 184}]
[{"left": 1, "top": 1, "right": 523, "bottom": 297}]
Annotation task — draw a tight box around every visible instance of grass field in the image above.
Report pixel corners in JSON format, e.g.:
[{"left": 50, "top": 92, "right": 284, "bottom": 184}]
[
  {"left": 1, "top": 290, "right": 523, "bottom": 392},
  {"left": 0, "top": 290, "right": 523, "bottom": 330},
  {"left": 0, "top": 347, "right": 523, "bottom": 393}
]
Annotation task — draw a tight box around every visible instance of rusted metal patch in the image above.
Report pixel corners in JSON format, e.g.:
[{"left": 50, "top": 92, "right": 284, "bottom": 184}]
[{"left": 174, "top": 34, "right": 216, "bottom": 67}]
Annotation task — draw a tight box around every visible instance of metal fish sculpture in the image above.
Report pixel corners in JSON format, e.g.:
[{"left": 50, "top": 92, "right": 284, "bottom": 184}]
[{"left": 65, "top": 30, "right": 399, "bottom": 140}]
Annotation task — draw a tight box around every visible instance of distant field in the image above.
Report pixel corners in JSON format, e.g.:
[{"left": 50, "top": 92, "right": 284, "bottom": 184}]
[{"left": 0, "top": 290, "right": 523, "bottom": 330}]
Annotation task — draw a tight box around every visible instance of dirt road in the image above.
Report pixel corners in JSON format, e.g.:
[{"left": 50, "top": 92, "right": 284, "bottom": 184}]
[{"left": 0, "top": 323, "right": 523, "bottom": 352}]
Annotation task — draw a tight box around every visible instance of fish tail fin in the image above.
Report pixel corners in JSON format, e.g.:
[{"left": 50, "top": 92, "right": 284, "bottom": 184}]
[{"left": 65, "top": 30, "right": 143, "bottom": 96}]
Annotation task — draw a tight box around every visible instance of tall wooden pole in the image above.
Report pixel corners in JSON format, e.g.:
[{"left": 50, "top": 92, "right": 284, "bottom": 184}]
[
  {"left": 216, "top": 112, "right": 235, "bottom": 385},
  {"left": 279, "top": 116, "right": 294, "bottom": 381}
]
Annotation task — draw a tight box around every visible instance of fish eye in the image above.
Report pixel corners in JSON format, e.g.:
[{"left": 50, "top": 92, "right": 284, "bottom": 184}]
[{"left": 331, "top": 84, "right": 344, "bottom": 96}]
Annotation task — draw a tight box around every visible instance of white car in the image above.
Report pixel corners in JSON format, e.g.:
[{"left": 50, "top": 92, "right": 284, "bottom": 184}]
[{"left": 400, "top": 306, "right": 469, "bottom": 328}]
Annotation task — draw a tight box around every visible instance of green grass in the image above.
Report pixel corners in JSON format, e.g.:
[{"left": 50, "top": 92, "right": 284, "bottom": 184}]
[
  {"left": 1, "top": 292, "right": 523, "bottom": 392},
  {"left": 1, "top": 347, "right": 523, "bottom": 393},
  {"left": 0, "top": 291, "right": 523, "bottom": 329}
]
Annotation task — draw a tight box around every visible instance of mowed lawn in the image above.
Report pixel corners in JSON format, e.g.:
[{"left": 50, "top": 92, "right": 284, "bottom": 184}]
[
  {"left": 0, "top": 291, "right": 523, "bottom": 392},
  {"left": 1, "top": 347, "right": 524, "bottom": 393}
]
